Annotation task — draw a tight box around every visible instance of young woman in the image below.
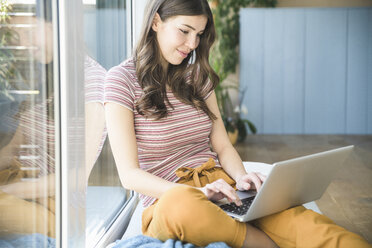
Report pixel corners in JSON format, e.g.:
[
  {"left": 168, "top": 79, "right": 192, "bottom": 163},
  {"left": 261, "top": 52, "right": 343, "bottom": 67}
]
[{"left": 104, "top": 0, "right": 371, "bottom": 247}]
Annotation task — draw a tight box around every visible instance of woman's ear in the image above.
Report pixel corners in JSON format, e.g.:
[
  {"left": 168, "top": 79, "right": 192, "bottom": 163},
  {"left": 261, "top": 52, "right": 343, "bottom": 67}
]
[{"left": 152, "top": 13, "right": 161, "bottom": 32}]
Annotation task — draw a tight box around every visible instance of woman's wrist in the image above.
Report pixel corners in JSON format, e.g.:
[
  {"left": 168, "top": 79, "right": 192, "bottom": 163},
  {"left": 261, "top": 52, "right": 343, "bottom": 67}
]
[{"left": 232, "top": 170, "right": 247, "bottom": 183}]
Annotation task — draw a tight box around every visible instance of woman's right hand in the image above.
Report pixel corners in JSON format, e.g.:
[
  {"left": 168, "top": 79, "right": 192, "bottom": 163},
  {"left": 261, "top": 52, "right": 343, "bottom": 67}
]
[{"left": 199, "top": 179, "right": 242, "bottom": 206}]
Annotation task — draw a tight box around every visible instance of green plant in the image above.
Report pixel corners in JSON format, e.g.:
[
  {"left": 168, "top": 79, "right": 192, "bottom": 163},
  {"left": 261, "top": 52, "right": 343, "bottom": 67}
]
[
  {"left": 0, "top": 0, "right": 21, "bottom": 101},
  {"left": 208, "top": 0, "right": 276, "bottom": 83},
  {"left": 226, "top": 87, "right": 257, "bottom": 142},
  {"left": 208, "top": 0, "right": 276, "bottom": 140}
]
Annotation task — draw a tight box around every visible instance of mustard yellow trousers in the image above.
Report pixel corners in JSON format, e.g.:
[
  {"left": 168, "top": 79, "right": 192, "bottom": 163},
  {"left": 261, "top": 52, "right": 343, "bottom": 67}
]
[
  {"left": 0, "top": 159, "right": 55, "bottom": 238},
  {"left": 142, "top": 165, "right": 371, "bottom": 248}
]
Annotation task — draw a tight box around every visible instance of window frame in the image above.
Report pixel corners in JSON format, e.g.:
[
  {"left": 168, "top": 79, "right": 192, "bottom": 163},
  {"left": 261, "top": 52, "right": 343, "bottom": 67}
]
[{"left": 56, "top": 0, "right": 142, "bottom": 247}]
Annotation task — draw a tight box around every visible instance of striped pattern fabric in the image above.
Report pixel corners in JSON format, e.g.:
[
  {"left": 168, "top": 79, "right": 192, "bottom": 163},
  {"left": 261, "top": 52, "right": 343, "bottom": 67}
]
[
  {"left": 17, "top": 97, "right": 55, "bottom": 177},
  {"left": 104, "top": 58, "right": 219, "bottom": 207},
  {"left": 16, "top": 99, "right": 86, "bottom": 177},
  {"left": 85, "top": 55, "right": 107, "bottom": 104},
  {"left": 85, "top": 55, "right": 108, "bottom": 164},
  {"left": 2, "top": 55, "right": 106, "bottom": 178}
]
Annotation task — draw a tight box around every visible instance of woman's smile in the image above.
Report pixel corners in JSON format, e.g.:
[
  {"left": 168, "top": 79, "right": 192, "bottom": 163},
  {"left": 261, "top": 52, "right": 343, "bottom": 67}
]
[{"left": 177, "top": 49, "right": 189, "bottom": 58}]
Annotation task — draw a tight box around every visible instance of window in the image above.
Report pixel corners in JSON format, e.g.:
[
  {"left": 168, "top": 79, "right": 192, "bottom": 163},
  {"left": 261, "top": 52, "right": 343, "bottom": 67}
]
[
  {"left": 0, "top": 0, "right": 141, "bottom": 246},
  {"left": 0, "top": 0, "right": 57, "bottom": 246},
  {"left": 83, "top": 0, "right": 130, "bottom": 247}
]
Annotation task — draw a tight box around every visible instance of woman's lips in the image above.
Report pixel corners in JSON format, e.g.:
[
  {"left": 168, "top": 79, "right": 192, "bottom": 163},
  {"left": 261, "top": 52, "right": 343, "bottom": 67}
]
[{"left": 177, "top": 50, "right": 189, "bottom": 58}]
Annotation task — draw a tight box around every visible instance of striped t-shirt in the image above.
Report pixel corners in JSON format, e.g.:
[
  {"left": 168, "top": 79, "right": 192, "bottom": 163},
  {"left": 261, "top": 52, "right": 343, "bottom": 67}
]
[
  {"left": 104, "top": 57, "right": 220, "bottom": 207},
  {"left": 85, "top": 55, "right": 108, "bottom": 164},
  {"left": 2, "top": 55, "right": 106, "bottom": 178}
]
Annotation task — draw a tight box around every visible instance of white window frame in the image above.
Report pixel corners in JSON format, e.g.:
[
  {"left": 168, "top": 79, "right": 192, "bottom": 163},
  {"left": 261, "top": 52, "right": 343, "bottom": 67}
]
[
  {"left": 55, "top": 0, "right": 86, "bottom": 247},
  {"left": 54, "top": 0, "right": 153, "bottom": 246},
  {"left": 55, "top": 0, "right": 147, "bottom": 247}
]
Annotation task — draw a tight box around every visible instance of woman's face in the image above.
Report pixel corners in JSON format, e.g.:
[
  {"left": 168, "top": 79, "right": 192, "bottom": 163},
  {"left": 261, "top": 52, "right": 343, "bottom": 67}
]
[{"left": 152, "top": 14, "right": 207, "bottom": 66}]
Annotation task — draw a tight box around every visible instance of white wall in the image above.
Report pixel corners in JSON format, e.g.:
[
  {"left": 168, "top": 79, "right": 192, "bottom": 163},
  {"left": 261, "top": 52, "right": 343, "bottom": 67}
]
[{"left": 240, "top": 8, "right": 372, "bottom": 134}]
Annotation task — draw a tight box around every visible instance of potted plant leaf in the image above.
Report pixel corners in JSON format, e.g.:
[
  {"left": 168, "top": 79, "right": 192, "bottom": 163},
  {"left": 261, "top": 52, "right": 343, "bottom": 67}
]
[
  {"left": 208, "top": 0, "right": 276, "bottom": 143},
  {"left": 0, "top": 0, "right": 26, "bottom": 142}
]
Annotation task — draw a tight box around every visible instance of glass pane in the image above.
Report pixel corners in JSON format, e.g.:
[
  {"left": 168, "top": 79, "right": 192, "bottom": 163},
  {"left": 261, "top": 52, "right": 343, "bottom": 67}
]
[
  {"left": 83, "top": 0, "right": 129, "bottom": 246},
  {"left": 0, "top": 0, "right": 56, "bottom": 246}
]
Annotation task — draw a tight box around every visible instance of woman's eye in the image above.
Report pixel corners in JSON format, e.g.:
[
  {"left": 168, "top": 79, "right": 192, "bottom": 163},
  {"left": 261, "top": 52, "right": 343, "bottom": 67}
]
[{"left": 179, "top": 29, "right": 189, "bottom": 34}]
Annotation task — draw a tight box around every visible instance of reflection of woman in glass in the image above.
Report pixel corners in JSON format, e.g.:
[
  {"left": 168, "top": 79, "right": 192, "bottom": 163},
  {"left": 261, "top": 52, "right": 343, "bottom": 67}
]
[
  {"left": 0, "top": 3, "right": 56, "bottom": 238},
  {"left": 0, "top": 1, "right": 106, "bottom": 237},
  {"left": 0, "top": 53, "right": 106, "bottom": 240},
  {"left": 104, "top": 0, "right": 371, "bottom": 247}
]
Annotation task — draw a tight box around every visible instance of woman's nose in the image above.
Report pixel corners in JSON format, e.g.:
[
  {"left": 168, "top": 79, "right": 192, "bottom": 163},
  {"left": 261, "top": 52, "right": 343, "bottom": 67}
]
[{"left": 186, "top": 35, "right": 199, "bottom": 50}]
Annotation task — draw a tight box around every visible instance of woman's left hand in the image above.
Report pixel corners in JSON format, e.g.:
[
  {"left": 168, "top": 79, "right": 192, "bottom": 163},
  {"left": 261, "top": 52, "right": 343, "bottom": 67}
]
[{"left": 235, "top": 172, "right": 267, "bottom": 192}]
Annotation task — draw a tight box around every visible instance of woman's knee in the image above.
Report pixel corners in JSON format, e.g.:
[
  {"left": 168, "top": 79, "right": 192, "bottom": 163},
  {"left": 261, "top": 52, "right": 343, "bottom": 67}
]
[
  {"left": 155, "top": 185, "right": 205, "bottom": 220},
  {"left": 156, "top": 186, "right": 209, "bottom": 226}
]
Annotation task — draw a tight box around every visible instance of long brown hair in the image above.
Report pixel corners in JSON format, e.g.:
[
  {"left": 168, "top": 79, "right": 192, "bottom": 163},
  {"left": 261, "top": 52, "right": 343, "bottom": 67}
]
[{"left": 134, "top": 0, "right": 219, "bottom": 120}]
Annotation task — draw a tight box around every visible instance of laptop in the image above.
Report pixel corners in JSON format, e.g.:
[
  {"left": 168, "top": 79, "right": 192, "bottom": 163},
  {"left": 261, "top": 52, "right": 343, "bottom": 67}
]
[{"left": 216, "top": 145, "right": 354, "bottom": 222}]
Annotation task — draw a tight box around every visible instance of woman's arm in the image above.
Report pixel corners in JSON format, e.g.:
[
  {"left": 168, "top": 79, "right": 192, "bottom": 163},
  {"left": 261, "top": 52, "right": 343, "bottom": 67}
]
[
  {"left": 105, "top": 101, "right": 246, "bottom": 204},
  {"left": 104, "top": 102, "right": 179, "bottom": 199},
  {"left": 85, "top": 102, "right": 106, "bottom": 181},
  {"left": 0, "top": 125, "right": 23, "bottom": 170},
  {"left": 206, "top": 92, "right": 265, "bottom": 191},
  {"left": 0, "top": 173, "right": 55, "bottom": 199}
]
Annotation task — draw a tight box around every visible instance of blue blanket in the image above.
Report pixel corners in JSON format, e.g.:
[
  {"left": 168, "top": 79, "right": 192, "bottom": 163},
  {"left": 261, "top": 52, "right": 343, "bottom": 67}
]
[
  {"left": 0, "top": 233, "right": 55, "bottom": 248},
  {"left": 109, "top": 235, "right": 230, "bottom": 248}
]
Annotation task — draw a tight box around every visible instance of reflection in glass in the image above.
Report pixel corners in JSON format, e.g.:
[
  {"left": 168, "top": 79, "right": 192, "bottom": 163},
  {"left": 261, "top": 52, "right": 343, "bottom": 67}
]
[
  {"left": 0, "top": 0, "right": 56, "bottom": 246},
  {"left": 0, "top": 0, "right": 130, "bottom": 246},
  {"left": 83, "top": 1, "right": 128, "bottom": 247}
]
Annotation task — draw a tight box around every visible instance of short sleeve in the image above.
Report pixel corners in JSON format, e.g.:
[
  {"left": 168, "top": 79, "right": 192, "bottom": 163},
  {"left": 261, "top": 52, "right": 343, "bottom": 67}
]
[
  {"left": 104, "top": 64, "right": 135, "bottom": 112},
  {"left": 84, "top": 55, "right": 107, "bottom": 104}
]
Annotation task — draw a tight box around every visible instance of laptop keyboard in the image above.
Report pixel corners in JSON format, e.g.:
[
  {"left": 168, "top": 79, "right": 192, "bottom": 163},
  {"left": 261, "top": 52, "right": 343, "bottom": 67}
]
[{"left": 220, "top": 196, "right": 255, "bottom": 216}]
